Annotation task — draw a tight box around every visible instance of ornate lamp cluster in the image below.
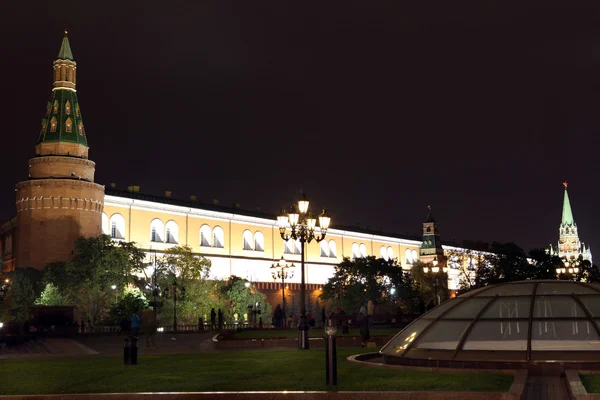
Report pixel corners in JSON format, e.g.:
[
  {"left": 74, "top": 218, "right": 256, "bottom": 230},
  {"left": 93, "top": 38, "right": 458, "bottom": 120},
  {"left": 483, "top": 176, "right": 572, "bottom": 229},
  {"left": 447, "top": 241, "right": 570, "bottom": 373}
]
[
  {"left": 276, "top": 192, "right": 331, "bottom": 349},
  {"left": 556, "top": 259, "right": 580, "bottom": 275},
  {"left": 423, "top": 257, "right": 448, "bottom": 274},
  {"left": 270, "top": 256, "right": 295, "bottom": 319},
  {"left": 277, "top": 192, "right": 331, "bottom": 244}
]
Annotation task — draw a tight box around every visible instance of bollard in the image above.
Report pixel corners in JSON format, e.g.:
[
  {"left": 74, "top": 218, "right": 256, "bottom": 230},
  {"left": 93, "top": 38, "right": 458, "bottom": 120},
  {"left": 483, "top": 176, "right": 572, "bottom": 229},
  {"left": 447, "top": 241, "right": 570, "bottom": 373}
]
[
  {"left": 130, "top": 336, "right": 138, "bottom": 365},
  {"left": 325, "top": 321, "right": 337, "bottom": 386},
  {"left": 123, "top": 337, "right": 131, "bottom": 365}
]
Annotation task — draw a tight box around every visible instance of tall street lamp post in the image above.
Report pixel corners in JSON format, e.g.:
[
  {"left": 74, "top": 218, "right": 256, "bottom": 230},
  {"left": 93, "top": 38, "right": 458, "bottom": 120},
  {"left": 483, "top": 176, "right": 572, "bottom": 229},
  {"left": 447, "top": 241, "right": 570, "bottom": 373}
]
[
  {"left": 111, "top": 285, "right": 118, "bottom": 305},
  {"left": 278, "top": 192, "right": 331, "bottom": 349},
  {"left": 423, "top": 257, "right": 448, "bottom": 305},
  {"left": 163, "top": 281, "right": 185, "bottom": 332},
  {"left": 270, "top": 256, "right": 295, "bottom": 318}
]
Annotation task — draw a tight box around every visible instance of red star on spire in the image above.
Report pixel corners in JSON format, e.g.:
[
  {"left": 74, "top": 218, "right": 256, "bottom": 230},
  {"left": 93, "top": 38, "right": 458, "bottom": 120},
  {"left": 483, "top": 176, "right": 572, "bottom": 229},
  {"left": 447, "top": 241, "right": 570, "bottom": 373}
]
[{"left": 563, "top": 181, "right": 568, "bottom": 188}]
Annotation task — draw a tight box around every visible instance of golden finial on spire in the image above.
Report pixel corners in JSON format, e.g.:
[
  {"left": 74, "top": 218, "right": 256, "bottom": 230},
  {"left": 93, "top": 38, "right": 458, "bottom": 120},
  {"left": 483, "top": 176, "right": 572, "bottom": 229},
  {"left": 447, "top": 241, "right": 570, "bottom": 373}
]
[{"left": 64, "top": 29, "right": 68, "bottom": 37}]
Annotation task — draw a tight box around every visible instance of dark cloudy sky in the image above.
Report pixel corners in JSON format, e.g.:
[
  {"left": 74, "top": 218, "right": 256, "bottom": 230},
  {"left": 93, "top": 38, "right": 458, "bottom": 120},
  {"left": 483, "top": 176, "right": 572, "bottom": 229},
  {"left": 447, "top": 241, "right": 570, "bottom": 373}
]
[{"left": 1, "top": 1, "right": 599, "bottom": 252}]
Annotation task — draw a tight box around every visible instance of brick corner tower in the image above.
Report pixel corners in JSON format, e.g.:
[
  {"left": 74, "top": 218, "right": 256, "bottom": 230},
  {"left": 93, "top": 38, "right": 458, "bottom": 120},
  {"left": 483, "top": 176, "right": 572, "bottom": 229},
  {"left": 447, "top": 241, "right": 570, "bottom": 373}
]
[{"left": 15, "top": 31, "right": 105, "bottom": 269}]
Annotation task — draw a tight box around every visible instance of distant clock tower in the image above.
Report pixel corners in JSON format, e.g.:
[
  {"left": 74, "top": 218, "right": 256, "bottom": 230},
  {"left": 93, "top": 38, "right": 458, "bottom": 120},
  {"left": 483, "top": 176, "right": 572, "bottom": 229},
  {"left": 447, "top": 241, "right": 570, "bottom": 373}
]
[{"left": 420, "top": 206, "right": 446, "bottom": 266}]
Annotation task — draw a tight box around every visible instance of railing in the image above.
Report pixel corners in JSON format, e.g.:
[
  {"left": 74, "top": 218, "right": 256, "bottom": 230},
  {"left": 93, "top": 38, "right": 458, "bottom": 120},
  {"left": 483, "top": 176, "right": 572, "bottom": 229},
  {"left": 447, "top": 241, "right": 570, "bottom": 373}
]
[{"left": 83, "top": 323, "right": 251, "bottom": 334}]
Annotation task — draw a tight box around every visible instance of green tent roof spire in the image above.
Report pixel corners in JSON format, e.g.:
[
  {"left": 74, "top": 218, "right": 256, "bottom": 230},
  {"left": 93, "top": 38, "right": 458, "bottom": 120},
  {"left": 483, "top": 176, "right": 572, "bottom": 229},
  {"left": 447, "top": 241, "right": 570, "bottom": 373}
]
[
  {"left": 561, "top": 182, "right": 575, "bottom": 226},
  {"left": 57, "top": 30, "right": 74, "bottom": 61}
]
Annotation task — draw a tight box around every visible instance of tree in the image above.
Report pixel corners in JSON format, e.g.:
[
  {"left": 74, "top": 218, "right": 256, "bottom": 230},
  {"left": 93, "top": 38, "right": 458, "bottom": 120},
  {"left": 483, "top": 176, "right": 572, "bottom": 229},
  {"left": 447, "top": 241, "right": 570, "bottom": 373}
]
[
  {"left": 410, "top": 261, "right": 449, "bottom": 305},
  {"left": 321, "top": 256, "right": 413, "bottom": 313},
  {"left": 218, "top": 276, "right": 272, "bottom": 323},
  {"left": 446, "top": 248, "right": 489, "bottom": 294},
  {"left": 528, "top": 248, "right": 563, "bottom": 280},
  {"left": 0, "top": 268, "right": 43, "bottom": 330},
  {"left": 108, "top": 288, "right": 148, "bottom": 324},
  {"left": 43, "top": 235, "right": 144, "bottom": 322},
  {"left": 36, "top": 283, "right": 66, "bottom": 306},
  {"left": 480, "top": 242, "right": 532, "bottom": 284}
]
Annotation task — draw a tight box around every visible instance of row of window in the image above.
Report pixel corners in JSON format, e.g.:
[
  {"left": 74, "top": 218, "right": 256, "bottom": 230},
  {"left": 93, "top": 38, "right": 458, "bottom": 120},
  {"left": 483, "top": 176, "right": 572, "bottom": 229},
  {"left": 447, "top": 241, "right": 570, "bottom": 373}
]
[{"left": 102, "top": 213, "right": 418, "bottom": 261}]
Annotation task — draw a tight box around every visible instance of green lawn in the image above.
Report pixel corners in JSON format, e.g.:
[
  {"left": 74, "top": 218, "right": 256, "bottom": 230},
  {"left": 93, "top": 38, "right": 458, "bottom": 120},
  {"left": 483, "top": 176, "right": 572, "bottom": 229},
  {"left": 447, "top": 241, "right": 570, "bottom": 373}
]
[
  {"left": 580, "top": 375, "right": 600, "bottom": 392},
  {"left": 0, "top": 348, "right": 513, "bottom": 394},
  {"left": 232, "top": 327, "right": 402, "bottom": 339}
]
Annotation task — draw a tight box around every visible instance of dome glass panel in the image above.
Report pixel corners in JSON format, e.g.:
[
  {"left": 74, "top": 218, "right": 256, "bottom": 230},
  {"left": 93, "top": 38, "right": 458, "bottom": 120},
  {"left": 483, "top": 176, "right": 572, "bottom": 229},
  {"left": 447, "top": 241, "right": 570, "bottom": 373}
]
[{"left": 381, "top": 280, "right": 600, "bottom": 363}]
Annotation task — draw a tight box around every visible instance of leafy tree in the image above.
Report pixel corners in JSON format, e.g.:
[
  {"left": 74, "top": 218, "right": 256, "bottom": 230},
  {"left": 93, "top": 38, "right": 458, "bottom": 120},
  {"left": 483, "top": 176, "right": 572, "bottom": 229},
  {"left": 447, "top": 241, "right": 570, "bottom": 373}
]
[
  {"left": 218, "top": 276, "right": 272, "bottom": 323},
  {"left": 480, "top": 242, "right": 532, "bottom": 284},
  {"left": 108, "top": 288, "right": 148, "bottom": 324},
  {"left": 409, "top": 261, "right": 449, "bottom": 305},
  {"left": 0, "top": 268, "right": 42, "bottom": 329},
  {"left": 446, "top": 248, "right": 489, "bottom": 293},
  {"left": 321, "top": 256, "right": 413, "bottom": 313},
  {"left": 44, "top": 235, "right": 143, "bottom": 322},
  {"left": 528, "top": 248, "right": 563, "bottom": 280},
  {"left": 36, "top": 283, "right": 66, "bottom": 306}
]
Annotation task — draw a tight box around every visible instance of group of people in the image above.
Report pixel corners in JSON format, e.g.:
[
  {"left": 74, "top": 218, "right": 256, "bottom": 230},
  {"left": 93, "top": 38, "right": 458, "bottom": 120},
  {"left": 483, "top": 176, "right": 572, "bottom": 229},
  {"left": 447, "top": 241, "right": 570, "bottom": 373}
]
[{"left": 210, "top": 308, "right": 224, "bottom": 330}]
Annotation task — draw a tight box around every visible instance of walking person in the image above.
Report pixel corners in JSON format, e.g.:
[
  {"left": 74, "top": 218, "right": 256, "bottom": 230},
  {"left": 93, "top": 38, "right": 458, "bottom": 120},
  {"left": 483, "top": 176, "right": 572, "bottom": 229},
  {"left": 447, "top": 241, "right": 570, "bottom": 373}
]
[
  {"left": 210, "top": 308, "right": 217, "bottom": 330},
  {"left": 217, "top": 308, "right": 224, "bottom": 330},
  {"left": 357, "top": 306, "right": 370, "bottom": 348},
  {"left": 274, "top": 304, "right": 283, "bottom": 328},
  {"left": 131, "top": 311, "right": 141, "bottom": 337}
]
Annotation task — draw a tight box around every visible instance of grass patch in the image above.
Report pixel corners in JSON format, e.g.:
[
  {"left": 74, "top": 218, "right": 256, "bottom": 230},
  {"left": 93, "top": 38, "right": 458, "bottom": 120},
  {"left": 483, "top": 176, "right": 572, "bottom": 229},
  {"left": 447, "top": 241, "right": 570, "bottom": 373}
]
[
  {"left": 232, "top": 327, "right": 402, "bottom": 339},
  {"left": 580, "top": 374, "right": 600, "bottom": 393},
  {"left": 0, "top": 348, "right": 513, "bottom": 394}
]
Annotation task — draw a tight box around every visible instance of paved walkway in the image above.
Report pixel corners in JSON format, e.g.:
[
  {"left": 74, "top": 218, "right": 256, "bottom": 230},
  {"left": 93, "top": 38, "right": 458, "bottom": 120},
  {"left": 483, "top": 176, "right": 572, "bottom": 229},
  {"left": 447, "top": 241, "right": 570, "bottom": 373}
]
[{"left": 523, "top": 376, "right": 569, "bottom": 400}]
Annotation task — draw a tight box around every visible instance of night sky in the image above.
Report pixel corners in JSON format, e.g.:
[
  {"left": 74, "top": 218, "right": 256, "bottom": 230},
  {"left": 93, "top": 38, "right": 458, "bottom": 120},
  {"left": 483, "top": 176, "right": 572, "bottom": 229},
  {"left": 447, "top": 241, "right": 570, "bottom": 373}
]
[{"left": 2, "top": 2, "right": 599, "bottom": 252}]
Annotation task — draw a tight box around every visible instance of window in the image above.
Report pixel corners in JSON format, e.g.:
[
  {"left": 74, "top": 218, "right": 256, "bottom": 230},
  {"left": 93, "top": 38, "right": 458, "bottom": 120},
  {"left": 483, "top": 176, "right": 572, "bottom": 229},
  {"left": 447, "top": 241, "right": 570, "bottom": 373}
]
[
  {"left": 284, "top": 239, "right": 293, "bottom": 254},
  {"left": 50, "top": 117, "right": 57, "bottom": 132},
  {"left": 295, "top": 239, "right": 301, "bottom": 255},
  {"left": 254, "top": 231, "right": 264, "bottom": 252},
  {"left": 200, "top": 224, "right": 211, "bottom": 247},
  {"left": 65, "top": 117, "right": 72, "bottom": 133},
  {"left": 150, "top": 219, "right": 164, "bottom": 242},
  {"left": 380, "top": 246, "right": 387, "bottom": 260},
  {"left": 352, "top": 243, "right": 360, "bottom": 259},
  {"left": 65, "top": 68, "right": 69, "bottom": 81},
  {"left": 109, "top": 214, "right": 125, "bottom": 240},
  {"left": 165, "top": 220, "right": 178, "bottom": 244},
  {"left": 387, "top": 246, "right": 394, "bottom": 261},
  {"left": 243, "top": 230, "right": 253, "bottom": 250},
  {"left": 213, "top": 226, "right": 224, "bottom": 248},
  {"left": 65, "top": 101, "right": 71, "bottom": 115},
  {"left": 102, "top": 213, "right": 109, "bottom": 235},
  {"left": 321, "top": 241, "right": 329, "bottom": 257},
  {"left": 405, "top": 248, "right": 413, "bottom": 265},
  {"left": 359, "top": 243, "right": 367, "bottom": 258},
  {"left": 78, "top": 121, "right": 83, "bottom": 134},
  {"left": 75, "top": 104, "right": 80, "bottom": 117},
  {"left": 41, "top": 120, "right": 47, "bottom": 134},
  {"left": 412, "top": 249, "right": 418, "bottom": 263},
  {"left": 53, "top": 100, "right": 58, "bottom": 113},
  {"left": 329, "top": 240, "right": 336, "bottom": 258}
]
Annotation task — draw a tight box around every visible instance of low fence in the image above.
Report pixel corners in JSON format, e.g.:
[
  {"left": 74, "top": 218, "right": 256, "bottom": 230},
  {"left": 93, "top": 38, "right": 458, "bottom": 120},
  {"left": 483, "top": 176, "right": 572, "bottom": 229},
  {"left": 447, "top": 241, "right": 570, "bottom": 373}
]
[{"left": 82, "top": 323, "right": 250, "bottom": 334}]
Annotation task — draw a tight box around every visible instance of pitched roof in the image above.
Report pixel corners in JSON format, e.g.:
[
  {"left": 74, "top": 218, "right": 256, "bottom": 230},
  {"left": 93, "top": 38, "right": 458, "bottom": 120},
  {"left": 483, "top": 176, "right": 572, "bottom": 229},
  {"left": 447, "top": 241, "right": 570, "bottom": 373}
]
[
  {"left": 561, "top": 186, "right": 575, "bottom": 226},
  {"left": 57, "top": 31, "right": 74, "bottom": 61}
]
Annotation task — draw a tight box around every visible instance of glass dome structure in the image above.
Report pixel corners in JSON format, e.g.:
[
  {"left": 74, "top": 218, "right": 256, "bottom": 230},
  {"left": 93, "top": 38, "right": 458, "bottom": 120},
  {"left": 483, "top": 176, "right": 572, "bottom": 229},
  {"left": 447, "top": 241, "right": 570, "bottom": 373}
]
[{"left": 381, "top": 280, "right": 600, "bottom": 364}]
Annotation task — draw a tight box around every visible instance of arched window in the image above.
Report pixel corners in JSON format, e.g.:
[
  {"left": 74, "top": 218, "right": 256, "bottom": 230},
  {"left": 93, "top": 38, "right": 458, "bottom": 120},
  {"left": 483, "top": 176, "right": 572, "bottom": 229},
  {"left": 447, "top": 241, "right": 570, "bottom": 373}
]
[
  {"left": 320, "top": 240, "right": 329, "bottom": 257},
  {"left": 65, "top": 117, "right": 73, "bottom": 133},
  {"left": 426, "top": 226, "right": 431, "bottom": 233},
  {"left": 387, "top": 246, "right": 394, "bottom": 261},
  {"left": 50, "top": 117, "right": 57, "bottom": 132},
  {"left": 412, "top": 249, "right": 418, "bottom": 263},
  {"left": 213, "top": 226, "right": 224, "bottom": 248},
  {"left": 78, "top": 121, "right": 83, "bottom": 134},
  {"left": 242, "top": 230, "right": 253, "bottom": 250},
  {"left": 295, "top": 239, "right": 301, "bottom": 255},
  {"left": 254, "top": 231, "right": 264, "bottom": 252},
  {"left": 329, "top": 240, "right": 336, "bottom": 258},
  {"left": 380, "top": 246, "right": 387, "bottom": 260},
  {"left": 200, "top": 224, "right": 211, "bottom": 247},
  {"left": 359, "top": 243, "right": 367, "bottom": 258},
  {"left": 109, "top": 214, "right": 125, "bottom": 240},
  {"left": 53, "top": 100, "right": 58, "bottom": 113},
  {"left": 75, "top": 104, "right": 80, "bottom": 117},
  {"left": 102, "top": 213, "right": 109, "bottom": 235},
  {"left": 65, "top": 100, "right": 71, "bottom": 115},
  {"left": 352, "top": 243, "right": 360, "bottom": 259},
  {"left": 165, "top": 220, "right": 178, "bottom": 244},
  {"left": 150, "top": 219, "right": 164, "bottom": 242},
  {"left": 405, "top": 249, "right": 413, "bottom": 265}
]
